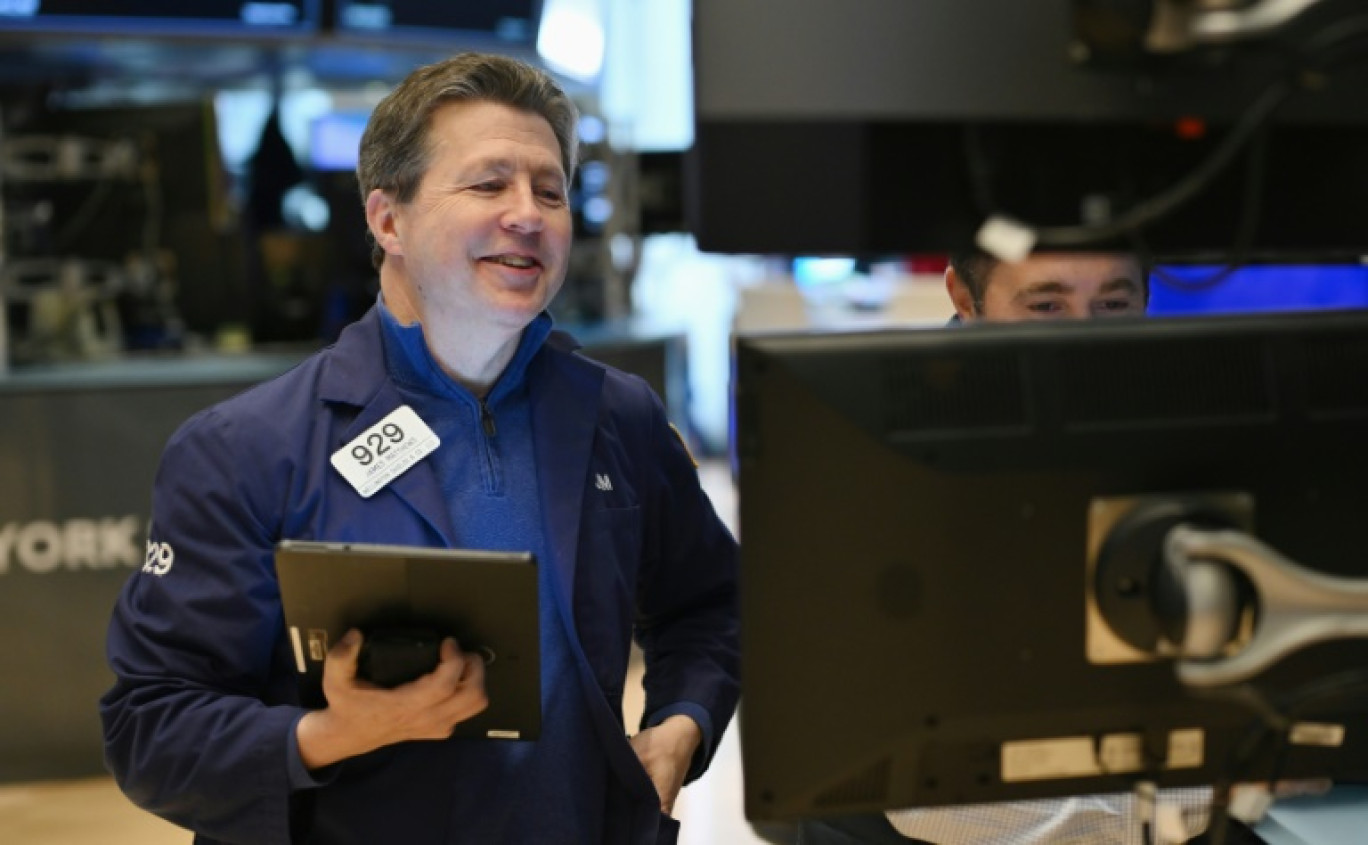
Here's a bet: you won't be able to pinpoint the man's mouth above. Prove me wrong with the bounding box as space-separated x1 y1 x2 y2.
485 254 540 270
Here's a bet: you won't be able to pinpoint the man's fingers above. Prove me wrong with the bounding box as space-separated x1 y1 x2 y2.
432 639 487 685
459 647 486 684
454 649 488 713
427 637 470 688
327 628 364 682
439 636 459 663
446 650 489 726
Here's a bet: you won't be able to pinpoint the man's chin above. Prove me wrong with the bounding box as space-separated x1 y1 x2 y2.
485 293 553 327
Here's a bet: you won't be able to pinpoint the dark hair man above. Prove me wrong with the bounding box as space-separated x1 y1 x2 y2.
947 250 1148 322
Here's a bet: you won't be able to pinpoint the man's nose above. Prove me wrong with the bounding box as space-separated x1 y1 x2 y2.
1063 298 1092 319
501 182 545 233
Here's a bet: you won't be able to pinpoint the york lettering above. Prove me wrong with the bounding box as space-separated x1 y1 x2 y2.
0 516 143 575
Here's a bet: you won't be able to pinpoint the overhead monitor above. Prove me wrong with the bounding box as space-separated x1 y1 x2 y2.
0 0 320 36
733 309 1368 822
332 0 541 48
689 0 1368 259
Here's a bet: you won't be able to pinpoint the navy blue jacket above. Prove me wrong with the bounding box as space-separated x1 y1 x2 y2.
101 307 741 844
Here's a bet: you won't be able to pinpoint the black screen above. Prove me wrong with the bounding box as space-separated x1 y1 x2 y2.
734 310 1368 821
0 0 319 34
334 0 540 46
690 0 1368 258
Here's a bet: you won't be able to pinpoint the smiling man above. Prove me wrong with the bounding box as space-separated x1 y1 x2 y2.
102 53 740 845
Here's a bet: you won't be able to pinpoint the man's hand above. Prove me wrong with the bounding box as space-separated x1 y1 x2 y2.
296 629 488 770
629 714 703 816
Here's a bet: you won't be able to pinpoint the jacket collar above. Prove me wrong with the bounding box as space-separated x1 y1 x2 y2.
316 306 606 571
319 306 584 408
318 308 454 542
376 300 555 406
318 306 390 409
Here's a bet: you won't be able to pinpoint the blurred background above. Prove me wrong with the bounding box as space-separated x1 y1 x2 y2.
4 2 1368 842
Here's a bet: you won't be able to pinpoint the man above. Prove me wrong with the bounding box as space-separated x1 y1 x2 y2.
945 249 1148 322
101 53 740 845
799 250 1266 845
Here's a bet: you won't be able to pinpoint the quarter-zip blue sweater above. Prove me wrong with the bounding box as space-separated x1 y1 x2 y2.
378 301 608 843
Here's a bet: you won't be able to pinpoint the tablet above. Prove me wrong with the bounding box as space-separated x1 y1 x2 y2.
274 539 540 741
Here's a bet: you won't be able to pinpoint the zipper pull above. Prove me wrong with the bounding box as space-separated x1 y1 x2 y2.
480 403 497 437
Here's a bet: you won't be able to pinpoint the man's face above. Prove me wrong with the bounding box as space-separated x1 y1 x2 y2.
372 100 572 335
955 252 1147 323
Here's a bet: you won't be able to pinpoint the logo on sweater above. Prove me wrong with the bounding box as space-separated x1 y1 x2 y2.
595 473 614 492
143 540 175 577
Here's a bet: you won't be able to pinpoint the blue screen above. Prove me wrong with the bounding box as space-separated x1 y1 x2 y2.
1148 264 1368 316
308 111 370 172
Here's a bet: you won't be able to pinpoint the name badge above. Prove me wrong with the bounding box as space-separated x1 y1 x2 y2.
330 405 440 498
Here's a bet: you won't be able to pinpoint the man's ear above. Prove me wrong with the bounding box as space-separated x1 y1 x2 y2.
945 266 979 321
364 189 403 258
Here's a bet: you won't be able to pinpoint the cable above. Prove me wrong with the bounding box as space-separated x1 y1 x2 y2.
1297 14 1368 69
1135 779 1158 845
1145 13 1368 290
1147 126 1271 292
1199 683 1284 845
966 11 1368 257
1032 78 1292 249
1194 668 1368 844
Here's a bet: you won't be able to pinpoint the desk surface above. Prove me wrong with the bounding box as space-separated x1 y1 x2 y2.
1256 786 1368 845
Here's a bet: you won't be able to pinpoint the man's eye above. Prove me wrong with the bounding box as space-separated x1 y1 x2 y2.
1026 301 1063 314
1095 299 1138 313
473 181 503 192
537 187 567 205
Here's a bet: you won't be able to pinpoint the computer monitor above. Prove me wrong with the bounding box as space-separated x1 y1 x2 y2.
689 0 1368 258
0 0 320 37
332 0 541 48
733 309 1368 822
1149 264 1368 316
